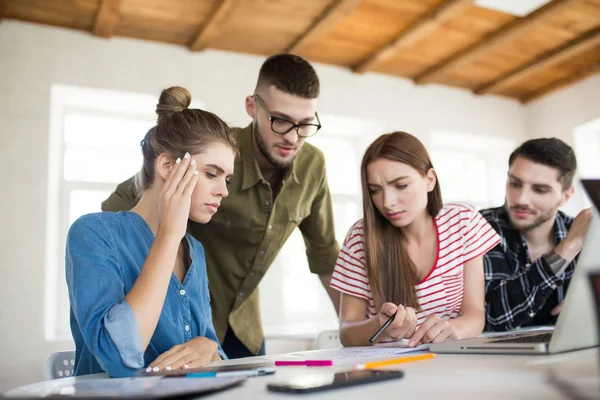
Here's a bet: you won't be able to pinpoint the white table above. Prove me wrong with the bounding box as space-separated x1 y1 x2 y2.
5 348 599 399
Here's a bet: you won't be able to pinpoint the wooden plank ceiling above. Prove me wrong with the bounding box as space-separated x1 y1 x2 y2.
2 0 599 103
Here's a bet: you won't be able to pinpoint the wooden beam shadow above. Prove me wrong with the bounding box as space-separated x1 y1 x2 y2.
354 0 473 74
93 0 123 38
285 0 363 55
414 0 583 85
475 27 600 95
190 0 239 52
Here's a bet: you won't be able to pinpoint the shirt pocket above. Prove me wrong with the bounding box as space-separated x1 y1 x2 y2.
210 213 254 244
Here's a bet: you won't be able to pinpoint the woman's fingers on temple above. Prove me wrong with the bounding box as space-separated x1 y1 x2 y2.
166 153 190 194
176 159 197 194
182 171 199 197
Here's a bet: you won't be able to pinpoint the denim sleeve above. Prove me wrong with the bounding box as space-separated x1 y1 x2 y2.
103 301 144 368
66 214 144 377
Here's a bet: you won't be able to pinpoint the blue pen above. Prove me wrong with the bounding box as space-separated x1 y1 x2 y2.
187 371 217 378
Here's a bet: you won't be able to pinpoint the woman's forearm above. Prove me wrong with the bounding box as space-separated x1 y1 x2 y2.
449 309 485 339
125 231 180 349
339 317 383 346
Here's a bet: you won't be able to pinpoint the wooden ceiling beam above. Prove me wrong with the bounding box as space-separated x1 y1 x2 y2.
354 0 473 74
0 0 5 22
414 0 583 85
285 0 364 54
190 0 238 52
521 60 600 103
92 0 123 38
475 27 600 95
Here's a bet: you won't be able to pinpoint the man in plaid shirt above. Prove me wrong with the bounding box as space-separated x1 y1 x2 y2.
481 138 593 331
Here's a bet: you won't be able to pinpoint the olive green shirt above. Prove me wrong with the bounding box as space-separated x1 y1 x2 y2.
101 124 340 354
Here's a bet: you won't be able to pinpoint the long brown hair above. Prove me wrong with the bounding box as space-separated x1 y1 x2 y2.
136 86 237 193
361 132 443 309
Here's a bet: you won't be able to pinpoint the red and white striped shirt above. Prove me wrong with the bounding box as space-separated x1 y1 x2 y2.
330 203 501 327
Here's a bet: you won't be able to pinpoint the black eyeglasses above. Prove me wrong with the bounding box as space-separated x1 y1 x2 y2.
254 94 321 138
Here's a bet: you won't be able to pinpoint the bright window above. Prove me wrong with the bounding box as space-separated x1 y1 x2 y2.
46 85 178 340
573 117 600 209
428 131 516 210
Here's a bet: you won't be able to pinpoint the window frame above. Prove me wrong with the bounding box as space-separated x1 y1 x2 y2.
46 86 159 341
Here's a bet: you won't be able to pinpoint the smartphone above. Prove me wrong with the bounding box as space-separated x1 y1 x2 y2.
266 370 404 394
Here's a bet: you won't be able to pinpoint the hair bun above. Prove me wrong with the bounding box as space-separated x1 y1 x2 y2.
156 86 192 124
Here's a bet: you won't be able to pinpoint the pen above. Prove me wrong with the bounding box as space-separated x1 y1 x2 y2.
353 353 435 370
187 371 217 378
369 311 397 344
274 360 333 366
187 370 262 378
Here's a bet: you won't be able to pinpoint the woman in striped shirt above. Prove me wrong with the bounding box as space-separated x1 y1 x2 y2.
331 132 500 347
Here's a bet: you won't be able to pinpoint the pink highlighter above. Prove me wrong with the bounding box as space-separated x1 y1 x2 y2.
274 360 333 367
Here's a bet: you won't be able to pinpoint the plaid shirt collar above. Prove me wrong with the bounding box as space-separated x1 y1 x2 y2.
488 206 571 254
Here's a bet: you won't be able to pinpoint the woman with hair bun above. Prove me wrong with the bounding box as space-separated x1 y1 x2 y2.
66 87 237 377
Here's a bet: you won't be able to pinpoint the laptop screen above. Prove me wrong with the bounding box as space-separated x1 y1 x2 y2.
582 179 600 212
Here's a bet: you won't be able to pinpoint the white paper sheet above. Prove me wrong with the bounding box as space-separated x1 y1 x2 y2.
288 339 430 364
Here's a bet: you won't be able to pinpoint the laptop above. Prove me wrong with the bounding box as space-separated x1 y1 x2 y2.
430 179 600 355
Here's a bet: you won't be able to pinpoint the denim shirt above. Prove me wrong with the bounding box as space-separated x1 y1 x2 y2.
65 211 224 377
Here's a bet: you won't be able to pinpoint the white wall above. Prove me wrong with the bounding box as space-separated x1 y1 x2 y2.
0 20 528 392
525 75 600 215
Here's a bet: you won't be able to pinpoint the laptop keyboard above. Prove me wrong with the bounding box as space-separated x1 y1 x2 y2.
489 332 553 344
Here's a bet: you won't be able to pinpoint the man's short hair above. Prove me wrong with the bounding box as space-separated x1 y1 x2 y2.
508 138 577 190
255 54 320 99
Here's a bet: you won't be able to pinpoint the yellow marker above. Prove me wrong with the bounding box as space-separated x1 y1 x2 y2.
353 353 435 370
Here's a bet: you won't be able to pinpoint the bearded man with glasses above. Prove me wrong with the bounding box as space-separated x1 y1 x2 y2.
101 54 340 359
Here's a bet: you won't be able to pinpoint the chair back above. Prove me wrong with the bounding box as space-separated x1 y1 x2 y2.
43 350 75 380
314 330 342 350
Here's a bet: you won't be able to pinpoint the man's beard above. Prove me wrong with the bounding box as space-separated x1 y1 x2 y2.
505 203 557 232
253 120 294 170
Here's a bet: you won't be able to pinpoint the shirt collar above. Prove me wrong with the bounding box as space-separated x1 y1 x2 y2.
238 124 301 190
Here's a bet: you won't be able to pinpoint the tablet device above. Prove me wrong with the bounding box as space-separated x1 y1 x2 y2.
266 370 404 394
6 376 245 399
139 361 276 378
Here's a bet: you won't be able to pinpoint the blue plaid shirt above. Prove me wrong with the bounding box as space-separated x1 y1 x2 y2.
66 211 224 377
480 206 574 331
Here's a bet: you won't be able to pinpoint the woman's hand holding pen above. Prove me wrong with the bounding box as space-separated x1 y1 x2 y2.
148 337 220 372
408 315 458 346
157 152 199 241
375 303 417 342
